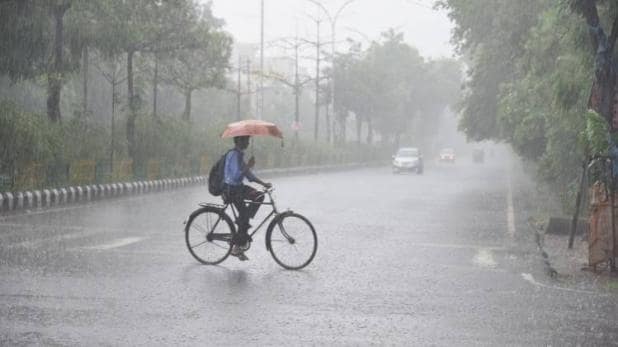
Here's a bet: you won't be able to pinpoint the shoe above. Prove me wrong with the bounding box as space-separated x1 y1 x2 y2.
231 245 249 261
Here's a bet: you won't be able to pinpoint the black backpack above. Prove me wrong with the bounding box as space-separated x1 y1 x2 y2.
208 150 233 196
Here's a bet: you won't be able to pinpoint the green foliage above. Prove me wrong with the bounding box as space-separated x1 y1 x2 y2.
1 1 450 192
0 1 49 81
0 101 56 172
0 100 111 165
440 0 618 211
0 99 382 191
585 110 609 156
334 30 461 146
440 0 547 141
159 4 233 120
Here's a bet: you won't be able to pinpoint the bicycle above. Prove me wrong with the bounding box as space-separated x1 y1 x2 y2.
184 187 318 270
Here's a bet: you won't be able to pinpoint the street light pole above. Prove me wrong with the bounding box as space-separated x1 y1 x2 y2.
294 39 300 141
246 58 252 119
260 0 264 120
307 0 358 143
314 19 321 142
330 21 336 143
237 54 242 121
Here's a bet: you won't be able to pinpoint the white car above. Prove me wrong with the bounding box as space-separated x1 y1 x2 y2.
392 147 423 174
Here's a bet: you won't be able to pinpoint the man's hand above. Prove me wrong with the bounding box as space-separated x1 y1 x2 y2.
263 182 272 189
247 156 255 169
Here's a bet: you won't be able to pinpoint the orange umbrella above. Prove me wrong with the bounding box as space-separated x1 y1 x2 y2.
221 119 284 139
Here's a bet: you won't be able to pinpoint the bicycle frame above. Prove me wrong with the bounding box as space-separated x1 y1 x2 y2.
193 187 295 249
187 186 316 269
225 188 281 238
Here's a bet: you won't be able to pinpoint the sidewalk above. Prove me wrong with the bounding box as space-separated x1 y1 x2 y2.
508 152 618 292
524 187 618 289
541 227 618 291
542 230 590 278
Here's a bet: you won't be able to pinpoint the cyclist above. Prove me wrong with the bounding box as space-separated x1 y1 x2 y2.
223 135 272 260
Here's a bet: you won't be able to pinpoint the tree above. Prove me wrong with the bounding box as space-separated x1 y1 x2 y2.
330 29 463 148
334 30 430 147
570 0 618 131
0 0 85 122
437 0 546 141
439 0 614 210
91 0 204 159
0 1 48 81
160 5 232 122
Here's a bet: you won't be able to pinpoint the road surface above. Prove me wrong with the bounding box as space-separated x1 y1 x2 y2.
1 153 617 345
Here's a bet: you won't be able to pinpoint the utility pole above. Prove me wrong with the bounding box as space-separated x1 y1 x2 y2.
152 54 158 119
260 0 264 120
82 46 89 117
236 54 242 120
246 58 252 119
111 69 116 175
330 20 336 143
303 11 332 142
308 0 358 144
263 37 313 142
294 40 300 141
314 20 321 142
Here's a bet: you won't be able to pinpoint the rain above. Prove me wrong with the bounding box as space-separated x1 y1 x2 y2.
1 0 618 345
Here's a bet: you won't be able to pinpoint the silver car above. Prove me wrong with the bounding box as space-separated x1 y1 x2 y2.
392 147 423 174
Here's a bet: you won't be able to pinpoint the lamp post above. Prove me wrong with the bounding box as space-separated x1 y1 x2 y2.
259 0 264 120
307 0 358 143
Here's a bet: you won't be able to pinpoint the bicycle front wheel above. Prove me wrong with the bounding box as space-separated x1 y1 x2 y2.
267 213 317 270
185 207 234 265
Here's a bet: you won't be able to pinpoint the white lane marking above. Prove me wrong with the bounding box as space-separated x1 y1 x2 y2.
0 222 176 234
473 248 497 268
71 249 178 256
8 229 105 249
521 273 603 295
83 237 143 250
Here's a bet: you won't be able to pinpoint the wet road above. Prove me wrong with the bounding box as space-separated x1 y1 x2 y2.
1 155 617 346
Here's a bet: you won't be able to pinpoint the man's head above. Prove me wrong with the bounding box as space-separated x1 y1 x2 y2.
233 136 250 150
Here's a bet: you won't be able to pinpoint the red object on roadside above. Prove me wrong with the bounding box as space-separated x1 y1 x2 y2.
221 119 284 139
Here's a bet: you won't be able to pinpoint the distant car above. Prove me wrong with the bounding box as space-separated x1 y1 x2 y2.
473 148 484 163
392 147 423 174
439 148 455 163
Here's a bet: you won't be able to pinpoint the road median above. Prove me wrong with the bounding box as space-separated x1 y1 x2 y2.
0 162 376 215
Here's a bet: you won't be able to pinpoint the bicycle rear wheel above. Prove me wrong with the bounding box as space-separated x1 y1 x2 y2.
267 213 317 270
185 207 234 265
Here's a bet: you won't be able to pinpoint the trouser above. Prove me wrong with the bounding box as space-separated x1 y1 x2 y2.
224 184 264 241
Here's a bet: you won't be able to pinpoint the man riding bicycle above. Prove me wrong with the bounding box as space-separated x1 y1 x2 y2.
223 135 272 260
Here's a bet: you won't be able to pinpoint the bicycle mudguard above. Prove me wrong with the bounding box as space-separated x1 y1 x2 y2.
265 210 295 251
198 202 227 210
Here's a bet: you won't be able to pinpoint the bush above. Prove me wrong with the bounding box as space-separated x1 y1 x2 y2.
0 101 389 192
0 101 56 173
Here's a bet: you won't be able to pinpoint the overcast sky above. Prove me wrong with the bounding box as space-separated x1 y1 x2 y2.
209 0 455 59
